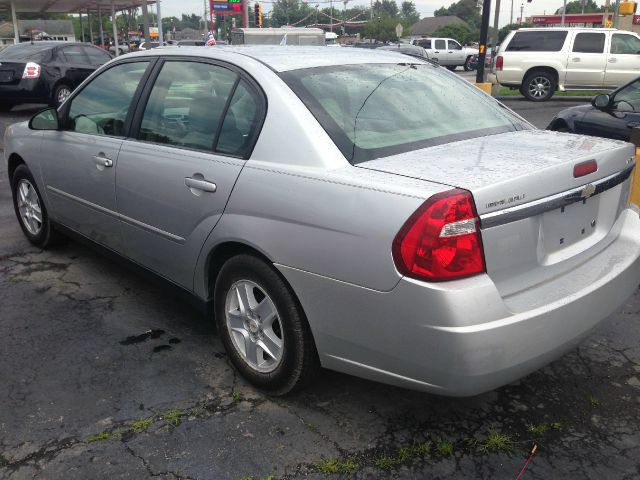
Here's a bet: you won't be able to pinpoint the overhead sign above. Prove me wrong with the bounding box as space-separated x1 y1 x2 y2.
210 0 242 15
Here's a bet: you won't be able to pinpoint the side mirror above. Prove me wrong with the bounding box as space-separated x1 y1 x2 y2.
592 93 611 110
29 107 60 130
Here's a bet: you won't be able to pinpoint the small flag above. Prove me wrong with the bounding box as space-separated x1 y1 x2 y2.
205 31 216 46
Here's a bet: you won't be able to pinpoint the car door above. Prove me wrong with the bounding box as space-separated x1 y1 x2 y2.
576 78 640 140
564 31 606 87
58 45 94 89
447 39 465 65
39 60 153 251
432 39 448 64
604 32 640 88
115 59 264 289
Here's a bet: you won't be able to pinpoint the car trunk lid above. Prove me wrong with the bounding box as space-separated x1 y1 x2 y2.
0 61 25 84
357 130 635 298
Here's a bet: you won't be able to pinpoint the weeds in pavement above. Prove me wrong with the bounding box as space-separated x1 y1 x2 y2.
436 440 454 457
232 388 242 402
130 417 153 433
589 395 600 407
85 430 120 443
159 409 182 426
374 454 400 470
481 430 513 453
316 457 359 474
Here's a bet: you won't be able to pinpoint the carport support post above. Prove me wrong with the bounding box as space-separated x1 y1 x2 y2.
475 0 492 84
10 0 18 45
80 12 85 42
157 0 164 46
88 10 94 44
112 2 119 56
141 1 150 44
98 6 105 48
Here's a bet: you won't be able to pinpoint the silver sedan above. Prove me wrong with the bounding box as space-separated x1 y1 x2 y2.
6 46 640 396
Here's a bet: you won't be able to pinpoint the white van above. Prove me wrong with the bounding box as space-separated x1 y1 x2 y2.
493 27 640 101
230 27 325 46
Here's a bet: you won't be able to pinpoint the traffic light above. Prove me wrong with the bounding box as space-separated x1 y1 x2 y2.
619 1 636 15
255 3 263 28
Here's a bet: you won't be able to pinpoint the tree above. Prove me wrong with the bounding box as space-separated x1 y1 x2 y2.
432 23 475 44
364 15 401 42
400 1 420 26
555 0 604 14
373 0 399 18
271 0 313 27
434 0 481 29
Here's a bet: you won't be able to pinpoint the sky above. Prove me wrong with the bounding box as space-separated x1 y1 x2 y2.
159 0 578 28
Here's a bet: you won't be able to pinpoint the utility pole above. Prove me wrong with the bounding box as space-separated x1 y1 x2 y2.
475 0 492 84
157 0 163 45
343 0 347 35
520 3 524 24
510 0 514 24
330 0 333 32
490 0 501 55
141 0 150 42
561 0 567 26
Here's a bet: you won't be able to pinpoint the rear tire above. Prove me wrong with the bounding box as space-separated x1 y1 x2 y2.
11 164 59 248
51 84 72 107
214 254 319 395
521 71 556 102
446 65 457 71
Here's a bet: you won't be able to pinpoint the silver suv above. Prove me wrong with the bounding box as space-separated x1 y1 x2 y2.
493 27 640 101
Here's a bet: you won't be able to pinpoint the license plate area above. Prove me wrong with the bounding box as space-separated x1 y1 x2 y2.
542 196 599 254
0 70 14 82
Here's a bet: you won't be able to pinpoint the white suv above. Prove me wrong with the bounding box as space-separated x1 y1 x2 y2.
412 38 478 71
493 27 640 101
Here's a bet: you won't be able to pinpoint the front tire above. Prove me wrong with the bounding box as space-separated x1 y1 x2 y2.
463 56 474 71
11 164 57 248
522 71 556 102
446 65 457 71
214 255 319 395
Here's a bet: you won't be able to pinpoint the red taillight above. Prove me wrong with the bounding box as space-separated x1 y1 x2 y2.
22 62 41 79
495 55 503 71
573 160 598 178
392 189 485 282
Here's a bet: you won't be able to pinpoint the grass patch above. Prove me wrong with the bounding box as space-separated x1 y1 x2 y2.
316 457 359 474
526 423 549 436
436 440 454 457
397 441 432 461
305 421 319 433
374 454 400 470
231 388 242 402
498 86 606 97
130 417 154 433
589 395 600 407
159 409 182 426
85 430 120 443
481 430 513 453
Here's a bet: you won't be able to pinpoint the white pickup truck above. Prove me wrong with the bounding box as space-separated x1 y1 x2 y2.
411 37 478 71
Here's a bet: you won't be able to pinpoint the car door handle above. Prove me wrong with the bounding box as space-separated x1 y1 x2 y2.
572 57 581 62
608 58 618 63
92 155 113 168
434 51 439 53
185 177 216 193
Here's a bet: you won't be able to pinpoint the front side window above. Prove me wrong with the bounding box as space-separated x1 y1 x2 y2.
611 34 640 54
434 40 446 50
448 40 462 50
506 31 568 52
612 78 640 112
282 63 528 163
572 33 605 53
66 61 150 136
138 61 237 152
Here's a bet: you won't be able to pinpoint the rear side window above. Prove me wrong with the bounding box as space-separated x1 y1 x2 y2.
572 32 605 53
506 31 568 51
434 39 446 50
217 80 261 157
611 33 640 54
84 46 111 64
415 39 431 48
61 45 89 64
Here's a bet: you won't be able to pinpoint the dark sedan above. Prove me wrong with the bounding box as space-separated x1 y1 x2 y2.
547 77 640 141
0 42 112 110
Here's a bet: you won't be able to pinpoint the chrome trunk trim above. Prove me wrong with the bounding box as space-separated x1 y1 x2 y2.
480 164 635 229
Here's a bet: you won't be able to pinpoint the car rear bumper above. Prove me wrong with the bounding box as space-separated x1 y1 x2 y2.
278 208 640 396
0 79 49 104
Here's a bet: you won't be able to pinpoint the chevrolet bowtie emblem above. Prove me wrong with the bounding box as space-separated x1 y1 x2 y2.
580 183 596 199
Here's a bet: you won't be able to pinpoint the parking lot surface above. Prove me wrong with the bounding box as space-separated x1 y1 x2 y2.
2 102 640 480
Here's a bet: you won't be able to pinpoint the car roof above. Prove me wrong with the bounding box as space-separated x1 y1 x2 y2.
124 45 419 72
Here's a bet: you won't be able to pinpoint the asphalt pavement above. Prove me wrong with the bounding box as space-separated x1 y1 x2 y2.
2 98 640 480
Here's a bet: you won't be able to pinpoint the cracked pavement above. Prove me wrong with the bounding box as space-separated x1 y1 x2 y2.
1 104 640 480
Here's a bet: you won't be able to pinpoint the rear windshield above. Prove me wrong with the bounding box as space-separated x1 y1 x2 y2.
506 31 568 52
281 63 529 163
0 43 50 61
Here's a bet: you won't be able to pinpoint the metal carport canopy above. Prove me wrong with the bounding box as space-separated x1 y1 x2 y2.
0 0 155 14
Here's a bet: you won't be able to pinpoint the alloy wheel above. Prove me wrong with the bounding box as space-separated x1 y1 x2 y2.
16 179 43 235
528 76 551 99
57 87 71 105
225 280 284 373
